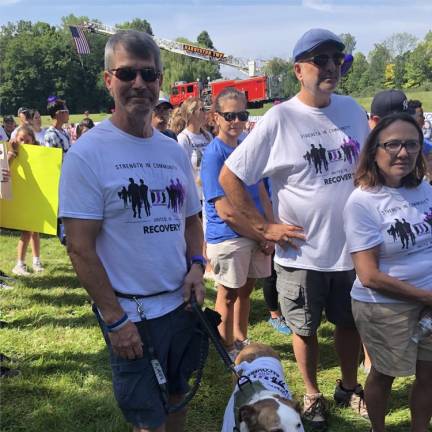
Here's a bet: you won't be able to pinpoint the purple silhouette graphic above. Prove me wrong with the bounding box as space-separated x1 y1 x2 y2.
166 178 185 213
341 136 360 164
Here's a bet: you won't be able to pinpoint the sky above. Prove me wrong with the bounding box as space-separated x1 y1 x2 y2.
1 0 431 77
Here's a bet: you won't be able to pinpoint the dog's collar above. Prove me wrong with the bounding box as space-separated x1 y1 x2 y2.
234 380 267 430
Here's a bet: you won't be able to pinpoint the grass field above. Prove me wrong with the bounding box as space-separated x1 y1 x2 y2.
0 231 415 432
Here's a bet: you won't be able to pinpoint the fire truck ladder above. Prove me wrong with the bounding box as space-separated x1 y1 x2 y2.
81 22 265 77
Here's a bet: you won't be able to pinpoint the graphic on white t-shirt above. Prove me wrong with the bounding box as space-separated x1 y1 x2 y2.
386 211 432 249
118 176 185 220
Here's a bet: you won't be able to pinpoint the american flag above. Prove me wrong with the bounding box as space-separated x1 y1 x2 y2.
69 26 91 55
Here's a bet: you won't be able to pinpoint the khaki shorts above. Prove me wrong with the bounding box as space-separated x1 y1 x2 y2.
352 300 432 377
206 237 271 288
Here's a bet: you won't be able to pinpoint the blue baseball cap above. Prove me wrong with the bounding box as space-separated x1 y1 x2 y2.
293 28 345 61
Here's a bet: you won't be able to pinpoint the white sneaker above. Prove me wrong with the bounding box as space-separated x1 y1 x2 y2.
12 263 30 276
32 262 44 273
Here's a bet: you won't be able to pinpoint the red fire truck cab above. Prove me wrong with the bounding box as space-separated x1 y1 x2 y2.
170 75 281 108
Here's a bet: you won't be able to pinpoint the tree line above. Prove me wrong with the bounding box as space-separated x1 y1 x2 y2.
0 15 430 116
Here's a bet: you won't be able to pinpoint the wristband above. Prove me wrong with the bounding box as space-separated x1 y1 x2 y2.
106 313 129 333
190 255 206 273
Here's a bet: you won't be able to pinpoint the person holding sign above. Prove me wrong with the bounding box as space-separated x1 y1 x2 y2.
9 125 44 275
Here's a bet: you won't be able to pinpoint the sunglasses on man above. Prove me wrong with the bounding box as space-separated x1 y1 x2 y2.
300 52 346 68
217 111 250 122
109 67 161 83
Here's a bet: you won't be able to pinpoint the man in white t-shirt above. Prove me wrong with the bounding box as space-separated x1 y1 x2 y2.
220 29 370 429
59 30 205 432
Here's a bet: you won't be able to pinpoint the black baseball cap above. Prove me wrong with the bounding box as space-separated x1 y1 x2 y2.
370 90 414 117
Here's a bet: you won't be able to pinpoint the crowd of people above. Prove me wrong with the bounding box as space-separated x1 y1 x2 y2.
1 26 432 432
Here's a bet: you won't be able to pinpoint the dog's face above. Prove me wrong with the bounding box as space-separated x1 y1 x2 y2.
239 396 304 432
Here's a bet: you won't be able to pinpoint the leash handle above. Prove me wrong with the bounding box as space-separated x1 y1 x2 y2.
190 293 240 378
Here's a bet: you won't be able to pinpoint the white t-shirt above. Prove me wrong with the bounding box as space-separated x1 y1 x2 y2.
59 120 201 321
225 94 370 271
344 182 432 303
221 356 295 432
35 128 47 145
177 128 212 198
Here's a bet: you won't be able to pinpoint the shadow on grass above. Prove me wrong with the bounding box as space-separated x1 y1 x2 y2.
23 274 83 290
28 291 91 307
10 313 96 329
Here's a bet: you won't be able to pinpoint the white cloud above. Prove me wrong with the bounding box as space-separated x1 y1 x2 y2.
302 0 333 12
0 0 22 5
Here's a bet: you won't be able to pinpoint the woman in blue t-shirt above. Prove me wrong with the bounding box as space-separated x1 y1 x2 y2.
201 88 273 360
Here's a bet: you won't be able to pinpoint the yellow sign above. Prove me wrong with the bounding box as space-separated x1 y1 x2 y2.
0 144 62 235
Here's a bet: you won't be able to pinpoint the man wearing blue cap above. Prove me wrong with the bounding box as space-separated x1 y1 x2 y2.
220 28 370 429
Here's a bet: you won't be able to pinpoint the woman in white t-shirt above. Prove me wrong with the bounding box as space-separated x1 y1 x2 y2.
343 113 432 432
177 97 212 199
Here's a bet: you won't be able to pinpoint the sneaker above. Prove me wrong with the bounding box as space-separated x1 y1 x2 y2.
0 366 20 378
234 338 251 351
268 316 292 335
302 393 328 430
32 261 44 273
334 379 368 419
12 263 30 276
0 270 14 280
0 280 13 290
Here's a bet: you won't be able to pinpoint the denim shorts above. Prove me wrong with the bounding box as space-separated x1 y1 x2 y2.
94 304 204 429
275 264 356 336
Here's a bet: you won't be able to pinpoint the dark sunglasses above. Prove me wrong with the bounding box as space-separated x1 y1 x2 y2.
109 67 161 82
217 111 249 122
301 52 346 68
378 139 421 155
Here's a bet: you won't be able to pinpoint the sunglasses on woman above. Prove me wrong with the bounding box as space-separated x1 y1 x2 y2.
378 139 421 155
109 67 161 82
217 111 249 122
301 52 346 68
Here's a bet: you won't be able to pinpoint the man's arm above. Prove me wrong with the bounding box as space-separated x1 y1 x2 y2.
64 218 143 359
219 165 305 248
183 214 205 305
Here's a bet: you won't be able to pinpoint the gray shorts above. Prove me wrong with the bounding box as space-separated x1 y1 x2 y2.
275 264 356 336
94 304 204 429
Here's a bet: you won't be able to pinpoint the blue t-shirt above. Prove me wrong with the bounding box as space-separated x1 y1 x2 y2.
423 138 432 156
201 137 264 243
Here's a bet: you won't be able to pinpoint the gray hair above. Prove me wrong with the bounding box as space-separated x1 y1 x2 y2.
104 30 162 72
212 87 247 112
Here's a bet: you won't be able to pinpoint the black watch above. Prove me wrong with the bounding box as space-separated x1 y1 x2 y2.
190 255 206 273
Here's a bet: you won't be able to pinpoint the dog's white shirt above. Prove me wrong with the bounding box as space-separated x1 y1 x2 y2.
221 356 294 432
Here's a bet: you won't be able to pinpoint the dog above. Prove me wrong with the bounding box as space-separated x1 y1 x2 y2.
221 343 304 432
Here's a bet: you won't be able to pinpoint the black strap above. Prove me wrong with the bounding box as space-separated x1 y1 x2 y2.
114 285 182 300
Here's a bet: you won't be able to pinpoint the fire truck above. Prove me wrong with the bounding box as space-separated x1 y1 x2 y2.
170 75 281 108
76 22 282 107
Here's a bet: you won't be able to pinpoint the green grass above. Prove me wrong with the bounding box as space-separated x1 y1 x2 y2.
0 231 413 431
355 90 432 112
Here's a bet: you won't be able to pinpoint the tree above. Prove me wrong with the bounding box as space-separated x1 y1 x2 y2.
197 31 215 49
367 43 392 90
383 32 417 59
263 58 299 98
117 18 153 35
338 52 369 95
404 31 432 88
339 33 356 54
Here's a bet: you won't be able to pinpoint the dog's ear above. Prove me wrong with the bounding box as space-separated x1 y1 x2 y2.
239 404 257 426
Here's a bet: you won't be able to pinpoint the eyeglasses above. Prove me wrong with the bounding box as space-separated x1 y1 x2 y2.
217 111 249 122
378 139 421 155
109 68 161 82
300 52 346 68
